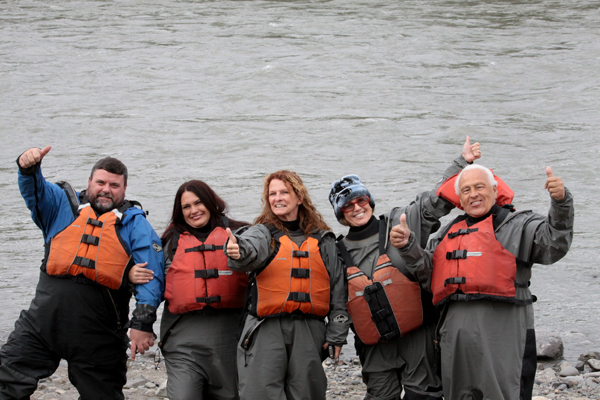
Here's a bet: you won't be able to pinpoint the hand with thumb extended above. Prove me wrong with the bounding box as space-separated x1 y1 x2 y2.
390 214 411 249
226 228 240 260
544 166 565 201
462 136 481 163
19 145 52 169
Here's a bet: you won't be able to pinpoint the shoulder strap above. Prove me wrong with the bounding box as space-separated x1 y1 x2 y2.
439 214 469 240
335 235 354 271
378 215 388 256
265 223 283 241
56 181 79 217
170 230 181 260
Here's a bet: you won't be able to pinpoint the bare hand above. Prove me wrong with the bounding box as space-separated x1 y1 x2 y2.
226 228 240 260
322 342 342 359
19 146 52 169
461 136 481 163
129 329 154 360
544 166 565 201
128 262 153 285
390 214 411 249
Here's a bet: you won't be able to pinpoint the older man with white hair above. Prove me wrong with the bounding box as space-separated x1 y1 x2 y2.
389 164 574 400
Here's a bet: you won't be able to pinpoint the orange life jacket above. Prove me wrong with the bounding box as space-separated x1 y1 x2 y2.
436 170 515 210
431 212 529 306
250 228 330 318
45 203 132 290
338 220 423 345
164 227 248 314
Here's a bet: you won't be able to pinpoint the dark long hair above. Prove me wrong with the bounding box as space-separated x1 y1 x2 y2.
162 180 248 246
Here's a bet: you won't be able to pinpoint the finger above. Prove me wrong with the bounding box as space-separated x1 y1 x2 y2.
226 228 238 244
334 346 342 359
137 262 149 269
464 135 471 147
39 145 52 159
130 343 137 360
546 166 554 178
400 214 409 231
322 342 329 350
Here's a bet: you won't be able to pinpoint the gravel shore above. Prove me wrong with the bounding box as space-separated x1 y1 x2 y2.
30 348 600 400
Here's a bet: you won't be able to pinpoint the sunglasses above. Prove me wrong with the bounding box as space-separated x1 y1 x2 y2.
341 196 370 213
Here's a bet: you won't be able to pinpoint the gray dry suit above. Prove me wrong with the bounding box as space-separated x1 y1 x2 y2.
339 155 468 400
399 190 574 400
159 235 242 400
226 224 350 400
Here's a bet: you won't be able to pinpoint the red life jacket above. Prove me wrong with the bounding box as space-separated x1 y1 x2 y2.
338 219 423 345
45 203 132 290
165 227 248 314
436 170 514 210
431 213 527 306
249 228 330 318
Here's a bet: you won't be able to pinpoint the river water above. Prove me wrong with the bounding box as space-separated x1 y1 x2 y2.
1 0 599 363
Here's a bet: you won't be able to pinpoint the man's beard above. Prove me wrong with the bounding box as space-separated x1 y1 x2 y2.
90 192 121 214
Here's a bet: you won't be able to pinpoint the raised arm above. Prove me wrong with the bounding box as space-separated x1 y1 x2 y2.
17 146 78 241
225 224 274 273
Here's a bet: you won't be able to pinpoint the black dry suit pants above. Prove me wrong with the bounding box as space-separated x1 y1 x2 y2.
0 272 128 400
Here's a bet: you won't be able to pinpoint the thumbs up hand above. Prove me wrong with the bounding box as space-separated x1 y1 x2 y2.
19 146 52 169
462 136 481 163
390 214 411 249
544 166 565 201
226 228 241 260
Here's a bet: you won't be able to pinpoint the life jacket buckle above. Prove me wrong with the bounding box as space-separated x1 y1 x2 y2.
446 249 468 260
291 268 310 278
195 269 219 279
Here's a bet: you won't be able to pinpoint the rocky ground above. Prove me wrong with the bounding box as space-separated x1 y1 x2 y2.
30 334 600 400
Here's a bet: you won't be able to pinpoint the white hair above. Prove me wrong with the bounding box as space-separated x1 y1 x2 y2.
455 164 498 195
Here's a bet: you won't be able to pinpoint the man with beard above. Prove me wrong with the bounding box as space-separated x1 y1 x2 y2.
0 146 165 400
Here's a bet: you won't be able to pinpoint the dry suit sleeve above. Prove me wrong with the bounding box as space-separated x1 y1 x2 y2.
225 224 274 273
398 231 442 293
387 155 470 249
320 234 350 346
520 188 574 264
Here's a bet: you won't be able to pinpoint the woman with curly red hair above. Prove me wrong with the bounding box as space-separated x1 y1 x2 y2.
225 170 350 400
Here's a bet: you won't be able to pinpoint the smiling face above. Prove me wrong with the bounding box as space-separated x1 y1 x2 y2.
458 169 498 218
342 196 373 227
86 169 126 214
181 191 211 229
268 179 303 222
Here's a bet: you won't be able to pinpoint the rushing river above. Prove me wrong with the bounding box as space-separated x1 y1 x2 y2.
1 0 599 363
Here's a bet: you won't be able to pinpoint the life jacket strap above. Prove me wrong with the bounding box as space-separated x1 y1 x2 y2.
448 228 479 239
81 234 100 246
371 304 393 323
196 296 221 304
87 219 103 228
446 249 468 260
364 281 383 295
288 292 311 302
291 268 310 278
195 269 219 279
185 244 223 252
444 277 466 287
73 256 96 269
292 250 309 258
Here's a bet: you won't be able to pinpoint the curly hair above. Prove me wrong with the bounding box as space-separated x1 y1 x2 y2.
254 170 330 235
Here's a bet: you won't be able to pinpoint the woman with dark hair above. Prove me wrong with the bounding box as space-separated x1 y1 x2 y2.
225 170 350 400
129 180 248 400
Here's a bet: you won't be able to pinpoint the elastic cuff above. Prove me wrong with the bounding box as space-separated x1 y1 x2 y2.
16 154 41 176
